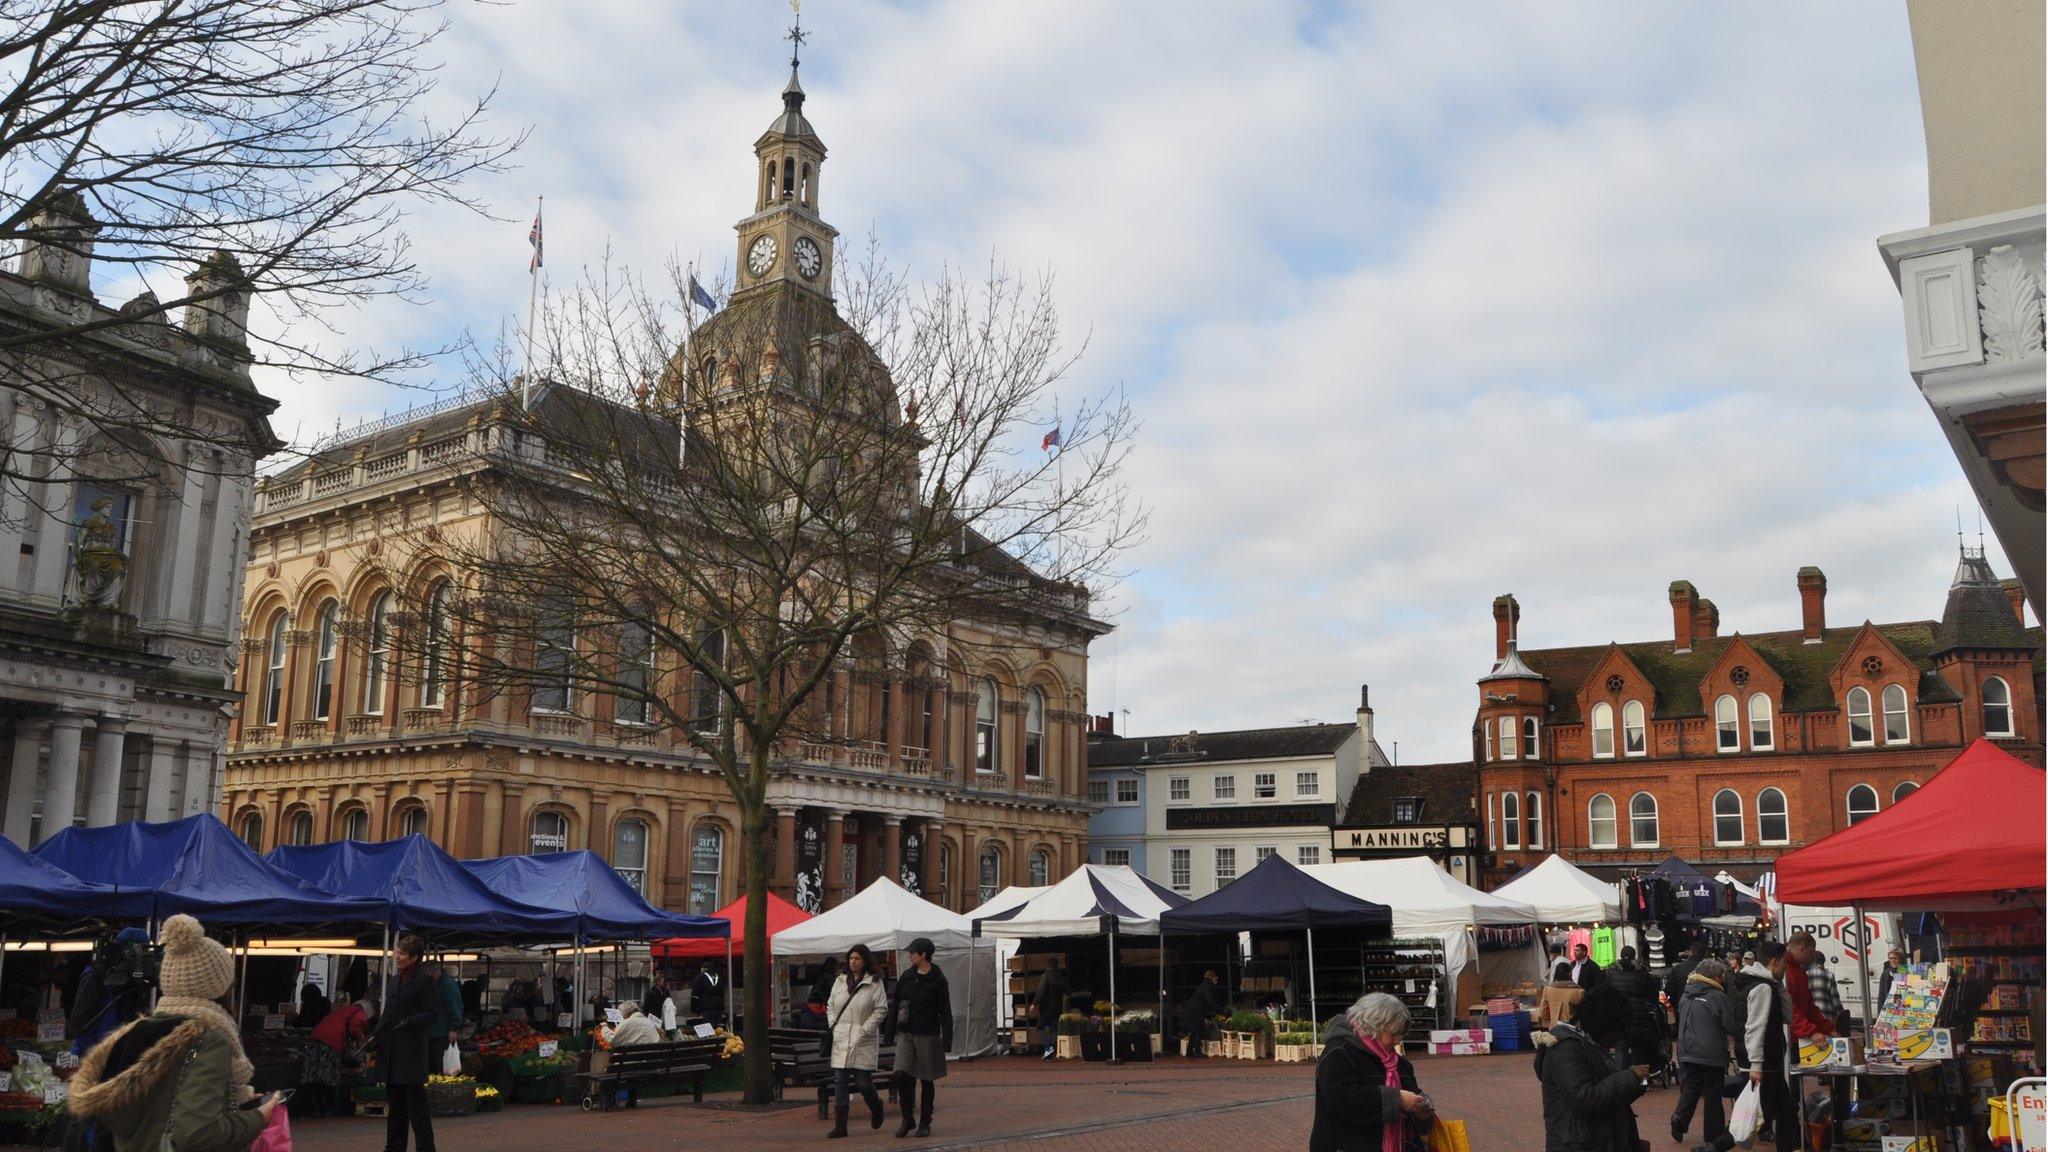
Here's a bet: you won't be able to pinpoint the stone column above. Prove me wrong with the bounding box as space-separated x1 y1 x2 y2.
84 718 128 827
822 810 847 908
4 719 48 845
772 807 799 900
886 681 908 764
38 714 86 844
142 736 180 822
499 783 525 856
882 816 903 888
921 819 945 904
959 828 978 906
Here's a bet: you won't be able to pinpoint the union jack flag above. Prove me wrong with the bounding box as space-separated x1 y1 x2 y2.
528 207 543 272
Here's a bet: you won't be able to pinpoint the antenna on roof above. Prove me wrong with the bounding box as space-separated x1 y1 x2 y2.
1956 506 1965 556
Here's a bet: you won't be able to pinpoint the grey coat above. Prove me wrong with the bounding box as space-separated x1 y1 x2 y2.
1676 974 1734 1069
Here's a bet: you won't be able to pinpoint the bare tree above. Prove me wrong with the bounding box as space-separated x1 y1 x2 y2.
393 250 1140 1100
0 0 518 515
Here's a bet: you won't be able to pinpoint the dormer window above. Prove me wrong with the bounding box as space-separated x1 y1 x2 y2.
1623 700 1646 756
1591 702 1615 759
1715 695 1739 752
1393 797 1424 823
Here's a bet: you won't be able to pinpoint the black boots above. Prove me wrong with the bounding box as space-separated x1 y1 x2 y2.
828 1104 849 1139
916 1079 935 1138
865 1086 885 1130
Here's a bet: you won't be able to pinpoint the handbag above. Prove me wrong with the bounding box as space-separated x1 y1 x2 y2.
1426 1118 1471 1152
819 980 854 1061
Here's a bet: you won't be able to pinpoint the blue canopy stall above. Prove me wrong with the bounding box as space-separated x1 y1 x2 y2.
0 833 155 929
1159 852 1394 1029
267 837 584 942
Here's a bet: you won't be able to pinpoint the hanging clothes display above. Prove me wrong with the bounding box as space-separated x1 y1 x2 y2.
1690 881 1713 919
1590 925 1617 967
1568 927 1592 957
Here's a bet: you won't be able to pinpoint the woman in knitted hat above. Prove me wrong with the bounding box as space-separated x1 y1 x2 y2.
67 914 281 1152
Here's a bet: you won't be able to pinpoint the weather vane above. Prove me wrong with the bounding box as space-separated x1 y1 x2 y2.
785 0 807 70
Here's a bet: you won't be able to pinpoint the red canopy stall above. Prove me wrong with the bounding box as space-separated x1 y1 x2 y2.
652 892 809 959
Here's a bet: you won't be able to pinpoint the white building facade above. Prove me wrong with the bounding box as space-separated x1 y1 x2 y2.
0 198 278 844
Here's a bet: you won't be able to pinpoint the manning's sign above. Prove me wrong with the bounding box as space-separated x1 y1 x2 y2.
1330 825 1473 853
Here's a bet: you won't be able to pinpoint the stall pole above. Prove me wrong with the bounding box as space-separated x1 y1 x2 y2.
1107 924 1119 1067
0 932 8 995
1852 902 1872 1025
1307 926 1320 1028
725 938 734 1032
1157 935 1167 1056
234 929 249 1021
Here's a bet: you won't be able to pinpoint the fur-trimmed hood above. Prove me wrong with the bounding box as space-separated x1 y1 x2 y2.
67 1017 205 1119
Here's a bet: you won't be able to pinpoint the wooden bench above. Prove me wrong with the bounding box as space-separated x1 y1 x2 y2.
767 1028 896 1118
580 1038 724 1112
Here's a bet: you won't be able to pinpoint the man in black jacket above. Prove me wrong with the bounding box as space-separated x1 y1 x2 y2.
690 964 727 1029
1571 943 1604 989
1663 940 1708 1007
1035 959 1071 1060
1536 986 1650 1152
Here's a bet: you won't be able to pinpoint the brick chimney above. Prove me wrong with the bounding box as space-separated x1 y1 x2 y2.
1091 713 1115 736
1798 566 1827 643
1694 599 1720 641
2000 578 2028 624
1492 594 1521 660
1356 684 1375 764
1669 581 1698 653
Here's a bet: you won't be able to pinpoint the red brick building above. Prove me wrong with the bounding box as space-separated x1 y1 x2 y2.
1476 551 2042 886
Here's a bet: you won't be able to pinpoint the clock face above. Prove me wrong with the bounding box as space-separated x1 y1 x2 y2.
747 234 778 277
794 236 822 280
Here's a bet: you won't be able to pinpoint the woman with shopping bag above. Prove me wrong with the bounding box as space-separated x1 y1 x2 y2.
1311 992 1435 1152
1534 986 1650 1152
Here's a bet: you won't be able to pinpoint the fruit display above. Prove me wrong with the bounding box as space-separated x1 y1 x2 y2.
474 1019 549 1057
0 1021 33 1041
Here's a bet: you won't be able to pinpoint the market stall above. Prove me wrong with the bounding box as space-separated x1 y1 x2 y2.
771 877 997 1058
1159 853 1392 1038
268 836 583 942
1494 853 1621 923
971 865 1188 1063
961 886 1045 1043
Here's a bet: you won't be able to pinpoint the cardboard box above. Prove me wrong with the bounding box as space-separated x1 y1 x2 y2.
1894 1028 1953 1061
1428 1040 1491 1056
1429 1028 1491 1044
1798 1038 1834 1067
1825 1036 1865 1068
1880 1136 1937 1152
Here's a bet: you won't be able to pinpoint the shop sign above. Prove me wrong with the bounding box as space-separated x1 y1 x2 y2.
795 822 824 913
1331 825 1473 853
901 827 924 895
1165 804 1334 831
538 1041 558 1059
2006 1080 2047 1152
35 1010 63 1042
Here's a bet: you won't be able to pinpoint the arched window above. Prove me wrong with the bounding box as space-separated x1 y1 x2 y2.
1525 791 1543 850
532 594 575 713
688 823 723 915
616 619 655 726
1892 781 1918 804
1982 677 2014 737
1757 787 1789 844
286 811 314 847
1881 684 1910 744
1498 716 1518 760
339 807 369 842
1623 700 1646 756
691 623 725 732
1588 794 1617 849
612 817 649 894
1714 695 1739 752
1024 687 1046 779
1748 693 1774 750
239 810 263 848
1628 792 1659 847
420 582 451 708
262 614 288 726
362 592 392 714
1846 784 1879 826
530 809 570 853
1483 724 1493 761
1028 848 1052 887
398 805 428 839
1591 703 1615 759
1846 687 1873 746
1712 789 1743 846
977 844 1001 903
975 678 998 774
310 601 339 720
1523 717 1540 759
1501 792 1521 849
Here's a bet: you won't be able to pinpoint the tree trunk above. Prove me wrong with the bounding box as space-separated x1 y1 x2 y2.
740 787 775 1103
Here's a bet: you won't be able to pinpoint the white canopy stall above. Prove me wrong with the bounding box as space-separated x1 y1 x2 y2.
772 877 998 1059
1496 854 1623 922
1304 856 1545 1000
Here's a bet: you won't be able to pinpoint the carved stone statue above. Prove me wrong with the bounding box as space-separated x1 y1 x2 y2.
73 496 128 606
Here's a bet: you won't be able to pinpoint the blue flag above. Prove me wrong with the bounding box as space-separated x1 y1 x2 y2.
690 275 718 314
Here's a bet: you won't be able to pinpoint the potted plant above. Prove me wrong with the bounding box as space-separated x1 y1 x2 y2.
1274 1026 1322 1062
1223 1011 1276 1060
1200 1016 1227 1058
1113 1012 1158 1063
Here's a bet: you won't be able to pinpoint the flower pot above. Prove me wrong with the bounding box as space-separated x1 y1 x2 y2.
1055 1035 1082 1059
1202 1040 1225 1058
1079 1034 1112 1062
1113 1034 1154 1062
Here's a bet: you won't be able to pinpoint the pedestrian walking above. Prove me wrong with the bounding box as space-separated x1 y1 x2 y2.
67 914 281 1152
824 943 888 1139
883 937 952 1139
1035 958 1071 1059
1608 947 1668 1078
375 933 440 1152
1310 992 1433 1152
428 959 462 1078
1707 941 1798 1152
1534 986 1650 1152
1670 959 1735 1146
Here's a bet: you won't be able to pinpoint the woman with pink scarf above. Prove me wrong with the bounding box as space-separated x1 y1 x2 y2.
1312 992 1435 1152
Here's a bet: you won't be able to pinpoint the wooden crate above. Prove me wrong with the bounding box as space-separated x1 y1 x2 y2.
355 1100 389 1119
1274 1042 1323 1063
1055 1035 1082 1059
1222 1031 1274 1060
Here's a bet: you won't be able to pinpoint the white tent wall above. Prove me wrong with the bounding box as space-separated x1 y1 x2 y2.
1474 935 1548 996
1302 858 1539 1005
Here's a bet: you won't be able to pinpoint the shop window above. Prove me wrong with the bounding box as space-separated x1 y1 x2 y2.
975 678 998 773
1756 788 1788 844
977 845 1001 903
683 824 720 913
1982 677 2014 737
1846 687 1873 746
1501 792 1520 849
530 809 570 853
938 842 953 908
1628 792 1659 847
1029 848 1052 887
1845 784 1879 826
613 817 649 894
1498 716 1517 760
1525 791 1542 850
1881 685 1910 744
1591 703 1615 758
1712 789 1743 845
1748 694 1773 750
362 592 392 714
1623 700 1646 756
1588 794 1617 849
1715 695 1738 752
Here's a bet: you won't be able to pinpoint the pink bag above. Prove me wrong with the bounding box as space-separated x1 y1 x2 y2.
249 1104 292 1152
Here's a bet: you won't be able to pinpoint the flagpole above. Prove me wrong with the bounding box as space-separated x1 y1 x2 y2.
522 195 542 410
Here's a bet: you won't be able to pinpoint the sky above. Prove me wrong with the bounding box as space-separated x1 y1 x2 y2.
240 0 2019 763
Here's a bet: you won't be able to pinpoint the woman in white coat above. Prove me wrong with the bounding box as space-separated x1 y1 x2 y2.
825 943 889 1139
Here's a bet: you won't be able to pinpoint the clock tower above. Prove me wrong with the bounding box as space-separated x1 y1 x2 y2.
734 52 836 302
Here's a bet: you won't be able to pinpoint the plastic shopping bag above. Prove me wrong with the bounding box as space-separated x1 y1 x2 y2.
1427 1119 1472 1152
1727 1081 1762 1145
442 1044 462 1077
250 1103 293 1152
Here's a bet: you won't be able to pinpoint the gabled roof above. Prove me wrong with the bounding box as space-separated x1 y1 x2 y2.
1341 762 1479 826
1087 722 1357 769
